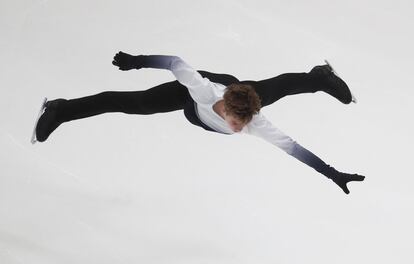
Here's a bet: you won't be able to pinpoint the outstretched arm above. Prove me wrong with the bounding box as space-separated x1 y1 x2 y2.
287 142 365 194
246 113 365 194
112 51 216 104
112 52 182 71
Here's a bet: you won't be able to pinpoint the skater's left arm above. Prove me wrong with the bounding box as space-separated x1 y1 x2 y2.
112 51 216 104
245 113 365 194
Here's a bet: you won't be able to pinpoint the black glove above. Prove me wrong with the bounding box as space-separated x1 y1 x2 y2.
322 167 365 194
112 51 145 71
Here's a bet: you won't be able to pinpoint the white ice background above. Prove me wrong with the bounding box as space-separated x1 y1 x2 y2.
1 0 413 263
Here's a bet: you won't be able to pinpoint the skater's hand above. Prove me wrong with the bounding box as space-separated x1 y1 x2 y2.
327 169 365 194
112 51 144 71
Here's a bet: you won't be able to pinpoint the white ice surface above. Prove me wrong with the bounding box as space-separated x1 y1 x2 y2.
1 0 414 263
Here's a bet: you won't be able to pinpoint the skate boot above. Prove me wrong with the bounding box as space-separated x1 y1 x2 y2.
35 99 66 142
309 64 332 76
310 61 357 104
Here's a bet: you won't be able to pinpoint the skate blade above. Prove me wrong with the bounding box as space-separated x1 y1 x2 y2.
324 59 357 104
351 93 357 103
31 97 48 144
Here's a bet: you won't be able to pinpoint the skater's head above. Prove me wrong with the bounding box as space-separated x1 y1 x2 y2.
223 83 261 132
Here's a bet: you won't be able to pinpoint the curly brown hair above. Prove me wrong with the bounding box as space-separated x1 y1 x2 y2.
223 83 261 123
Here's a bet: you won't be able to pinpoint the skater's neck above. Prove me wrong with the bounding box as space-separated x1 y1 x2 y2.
213 100 226 119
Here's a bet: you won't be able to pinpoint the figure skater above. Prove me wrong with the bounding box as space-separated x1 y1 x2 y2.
33 52 365 194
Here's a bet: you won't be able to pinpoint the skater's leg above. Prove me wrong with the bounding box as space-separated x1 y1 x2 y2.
57 80 189 122
36 80 189 142
239 72 322 107
240 64 353 107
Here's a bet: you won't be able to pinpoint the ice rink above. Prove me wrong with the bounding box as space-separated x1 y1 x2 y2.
1 0 413 263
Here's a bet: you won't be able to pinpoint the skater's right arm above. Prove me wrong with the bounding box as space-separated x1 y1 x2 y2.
112 51 216 104
245 113 365 194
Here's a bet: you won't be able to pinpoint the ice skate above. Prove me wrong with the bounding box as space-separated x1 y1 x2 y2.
310 61 357 104
324 59 357 104
31 97 48 144
33 99 65 143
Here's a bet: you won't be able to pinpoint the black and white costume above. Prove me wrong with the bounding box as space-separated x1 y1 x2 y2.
34 52 365 194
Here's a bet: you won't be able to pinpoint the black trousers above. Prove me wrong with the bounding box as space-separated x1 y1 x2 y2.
56 70 325 133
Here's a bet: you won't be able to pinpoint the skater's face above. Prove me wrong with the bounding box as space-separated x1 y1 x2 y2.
224 113 247 133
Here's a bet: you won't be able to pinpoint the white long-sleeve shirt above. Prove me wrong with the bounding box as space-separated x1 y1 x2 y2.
140 55 331 174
